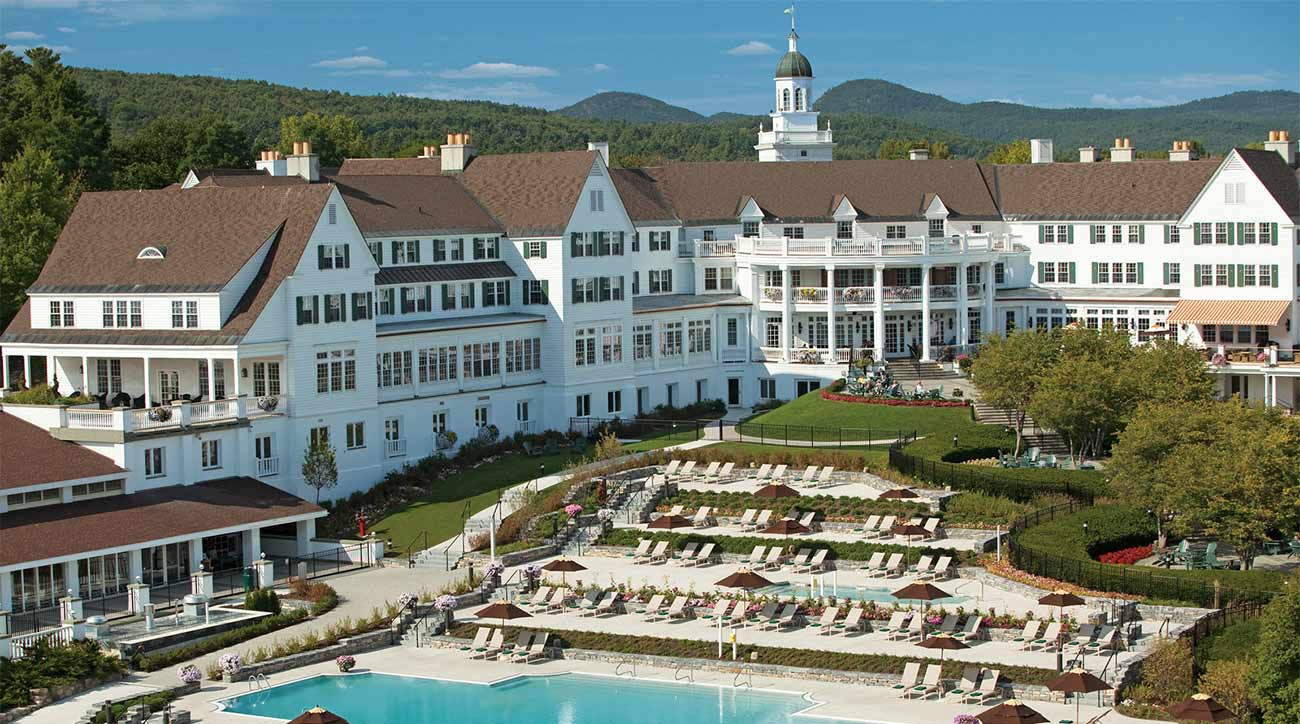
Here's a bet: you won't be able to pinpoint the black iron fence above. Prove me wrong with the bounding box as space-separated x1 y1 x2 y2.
570 416 708 444
734 422 914 448
1183 600 1269 678
888 445 1096 504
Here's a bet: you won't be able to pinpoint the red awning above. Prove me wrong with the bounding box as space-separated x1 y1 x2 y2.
1165 300 1290 326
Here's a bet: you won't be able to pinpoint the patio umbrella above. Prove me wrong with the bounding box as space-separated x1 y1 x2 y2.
763 518 811 536
1038 589 1086 636
715 569 774 590
916 632 967 663
1046 667 1112 724
647 514 692 530
475 601 532 633
892 582 951 603
288 707 349 724
541 557 587 586
754 483 800 498
975 699 1049 724
1168 693 1237 722
892 522 930 565
879 487 919 499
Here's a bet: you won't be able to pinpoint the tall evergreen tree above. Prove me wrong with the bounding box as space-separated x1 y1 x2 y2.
0 146 80 325
5 47 110 188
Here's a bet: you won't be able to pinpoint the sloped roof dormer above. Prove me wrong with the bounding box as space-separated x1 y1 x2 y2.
738 196 768 220
923 193 949 218
831 194 860 219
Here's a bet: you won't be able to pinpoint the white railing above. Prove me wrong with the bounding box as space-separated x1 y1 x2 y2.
256 456 280 478
837 287 875 304
677 242 695 258
191 398 236 424
880 238 926 255
517 421 536 435
791 287 828 303
931 284 958 300
758 129 835 145
386 438 407 458
757 347 783 362
883 286 922 302
67 409 115 429
761 286 783 302
721 348 748 362
131 407 176 431
10 625 75 659
966 283 984 298
733 233 1023 259
694 240 736 257
60 395 287 432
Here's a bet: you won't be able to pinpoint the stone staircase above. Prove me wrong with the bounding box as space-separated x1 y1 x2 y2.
885 359 960 381
971 403 1071 456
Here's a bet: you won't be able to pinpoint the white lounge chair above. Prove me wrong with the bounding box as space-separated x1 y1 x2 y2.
753 463 772 482
761 546 785 570
922 556 953 581
628 539 653 561
751 509 773 530
642 594 666 620
663 460 681 478
868 515 897 540
1012 620 1041 649
525 586 552 609
471 628 505 660
676 542 699 564
809 606 839 634
788 548 812 569
861 551 885 572
543 588 568 612
717 461 735 482
647 540 670 564
736 508 757 529
858 514 881 537
688 542 718 567
747 545 767 566
799 465 818 485
905 664 943 699
947 667 981 701
514 632 550 664
795 549 828 573
699 461 720 480
1028 622 1062 651
665 596 690 620
924 517 945 541
666 504 684 517
909 555 935 577
762 603 798 631
699 599 732 625
817 466 835 487
876 611 909 637
965 669 1001 704
459 626 491 654
677 460 695 478
771 464 788 480
954 615 983 642
797 511 818 531
892 662 921 696
836 606 865 636
692 506 714 528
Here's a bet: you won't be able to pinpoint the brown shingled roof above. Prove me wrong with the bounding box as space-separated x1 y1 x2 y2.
640 159 1001 224
0 411 127 491
459 150 600 237
988 159 1221 220
0 476 323 566
338 157 442 175
1236 148 1300 218
326 173 502 236
610 168 678 223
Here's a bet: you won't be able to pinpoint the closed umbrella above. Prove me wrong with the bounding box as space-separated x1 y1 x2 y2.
763 518 810 536
975 699 1050 724
916 632 967 663
754 483 800 498
1168 693 1236 722
288 706 349 724
1046 667 1112 724
541 557 587 586
715 569 774 590
647 514 692 530
879 488 919 499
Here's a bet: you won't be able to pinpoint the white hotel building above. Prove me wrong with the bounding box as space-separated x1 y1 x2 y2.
0 29 1297 616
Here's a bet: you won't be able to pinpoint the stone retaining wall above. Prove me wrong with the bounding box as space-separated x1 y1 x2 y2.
227 627 395 682
0 672 127 723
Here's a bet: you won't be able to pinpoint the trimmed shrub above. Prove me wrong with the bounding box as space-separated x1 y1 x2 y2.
244 588 281 614
0 640 124 712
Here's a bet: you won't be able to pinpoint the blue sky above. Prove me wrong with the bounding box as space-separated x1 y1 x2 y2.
2 0 1297 115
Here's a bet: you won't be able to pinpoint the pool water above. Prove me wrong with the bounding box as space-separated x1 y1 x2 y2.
758 582 968 605
221 672 812 724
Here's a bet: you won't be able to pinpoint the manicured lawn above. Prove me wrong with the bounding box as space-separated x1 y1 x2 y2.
371 450 584 554
744 389 971 439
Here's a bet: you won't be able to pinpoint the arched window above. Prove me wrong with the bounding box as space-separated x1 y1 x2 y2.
794 88 804 111
781 88 791 112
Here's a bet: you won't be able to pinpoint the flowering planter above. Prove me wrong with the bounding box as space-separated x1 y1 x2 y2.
820 389 968 407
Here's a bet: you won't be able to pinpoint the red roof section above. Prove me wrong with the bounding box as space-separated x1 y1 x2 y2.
0 411 126 491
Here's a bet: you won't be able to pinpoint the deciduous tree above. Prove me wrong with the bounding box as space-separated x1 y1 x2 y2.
1250 571 1300 723
969 330 1059 455
301 437 339 504
984 138 1032 164
278 112 372 166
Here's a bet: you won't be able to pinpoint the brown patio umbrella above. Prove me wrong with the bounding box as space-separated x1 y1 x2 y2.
1168 693 1237 722
288 707 349 724
475 601 532 631
892 581 952 602
975 699 1050 724
647 514 692 530
892 521 930 565
763 518 811 536
1047 667 1112 724
715 568 774 590
916 632 968 663
879 487 919 499
1038 589 1086 637
754 483 800 498
541 557 587 586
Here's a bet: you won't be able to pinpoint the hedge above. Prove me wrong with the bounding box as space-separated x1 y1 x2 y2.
1 640 124 712
133 609 310 672
602 528 975 564
447 624 1057 686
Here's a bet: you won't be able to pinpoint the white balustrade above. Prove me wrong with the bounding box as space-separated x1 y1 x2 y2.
732 233 1022 259
837 287 875 304
966 283 984 298
67 409 115 429
791 287 828 303
695 240 736 257
131 407 176 430
190 398 236 424
256 456 280 478
883 286 922 302
930 285 958 300
10 625 74 659
386 438 407 458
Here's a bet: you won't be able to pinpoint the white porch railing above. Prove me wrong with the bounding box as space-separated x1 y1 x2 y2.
694 240 736 257
930 284 958 300
256 456 280 478
966 283 984 298
60 395 288 433
130 407 175 431
837 287 875 304
517 421 536 435
883 286 922 302
791 287 828 303
67 408 115 428
734 233 1022 258
191 398 236 424
10 625 75 659
386 438 407 458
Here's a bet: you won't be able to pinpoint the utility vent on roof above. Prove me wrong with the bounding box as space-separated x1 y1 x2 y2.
137 246 166 259
1222 157 1245 172
588 162 604 177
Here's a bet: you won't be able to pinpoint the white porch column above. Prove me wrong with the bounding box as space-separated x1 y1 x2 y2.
921 264 933 361
242 527 262 565
22 355 32 388
873 265 886 361
45 355 54 388
957 261 970 346
780 265 792 363
0 571 13 612
127 548 143 583
651 320 661 371
1 354 8 391
81 355 90 396
712 311 721 363
680 315 689 365
826 265 837 362
188 539 204 573
64 560 80 600
983 261 996 342
205 357 215 401
232 356 241 398
142 356 152 407
295 519 317 557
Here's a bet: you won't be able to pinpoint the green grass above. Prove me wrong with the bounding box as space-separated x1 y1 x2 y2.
743 389 970 440
371 450 584 552
1196 618 1262 667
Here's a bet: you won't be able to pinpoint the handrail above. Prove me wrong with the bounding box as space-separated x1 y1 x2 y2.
403 530 429 566
674 662 695 682
732 666 753 688
615 659 637 678
247 673 270 690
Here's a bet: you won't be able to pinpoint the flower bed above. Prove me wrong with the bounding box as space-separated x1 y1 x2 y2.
980 556 1141 601
1098 545 1153 565
820 388 968 407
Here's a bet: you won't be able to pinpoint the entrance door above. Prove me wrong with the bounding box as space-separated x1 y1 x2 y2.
727 378 741 406
885 321 905 357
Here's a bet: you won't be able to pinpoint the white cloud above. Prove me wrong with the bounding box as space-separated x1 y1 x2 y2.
1090 93 1183 108
7 43 74 53
590 63 610 72
329 68 417 78
726 40 776 56
405 81 550 103
436 62 557 79
313 55 387 70
353 45 368 52
1159 72 1276 89
5 30 44 40
57 25 75 32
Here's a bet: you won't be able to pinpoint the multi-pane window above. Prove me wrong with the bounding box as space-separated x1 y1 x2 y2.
1215 264 1229 286
462 342 500 379
570 231 624 257
431 412 447 434
315 349 356 394
1043 262 1070 283
49 300 73 327
1258 265 1273 287
376 289 395 316
318 243 349 269
589 189 604 211
385 417 402 444
252 361 281 397
418 346 458 383
144 447 164 478
1199 264 1214 287
836 221 853 239
742 221 760 238
197 360 226 399
994 262 1005 284
482 280 509 307
574 326 597 366
400 286 431 314
759 378 777 399
391 239 420 264
158 370 179 402
928 219 944 238
367 241 383 265
660 321 683 357
434 238 465 262
633 324 653 360
1127 225 1141 244
1197 224 1213 245
649 230 672 251
703 267 734 291
96 359 122 396
522 280 547 305
102 300 139 328
458 283 475 309
200 439 221 470
649 269 673 293
1214 223 1228 244
601 324 622 363
351 292 373 320
376 350 412 388
1167 226 1180 244
309 426 329 449
324 293 346 323
782 226 804 239
607 390 622 414
472 237 499 260
1092 225 1106 244
346 422 365 449
572 277 597 304
885 225 906 239
575 394 591 417
474 406 490 428
726 318 739 346
765 320 781 348
1259 223 1272 245
505 338 542 373
1167 263 1181 284
688 319 712 354
296 296 320 325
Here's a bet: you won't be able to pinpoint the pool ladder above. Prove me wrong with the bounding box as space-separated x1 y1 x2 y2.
674 662 695 683
732 667 752 689
247 674 270 691
615 659 637 678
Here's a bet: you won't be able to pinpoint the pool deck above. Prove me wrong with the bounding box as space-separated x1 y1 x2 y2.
175 645 1172 724
616 520 989 552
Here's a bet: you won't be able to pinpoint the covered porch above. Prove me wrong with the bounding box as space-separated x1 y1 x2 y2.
755 309 983 363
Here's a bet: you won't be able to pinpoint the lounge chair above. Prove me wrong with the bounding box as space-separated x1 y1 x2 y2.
795 549 829 573
736 509 757 530
1086 625 1117 653
752 602 779 629
543 588 568 612
503 630 533 659
647 540 671 564
861 551 885 573
1064 623 1097 650
908 555 935 577
665 596 690 621
699 599 732 624
761 546 785 570
699 461 720 480
868 515 897 540
886 613 916 641
901 614 926 641
666 504 684 517
947 667 981 701
936 614 960 635
751 509 773 531
459 627 491 653
858 515 881 537
817 466 835 487
905 664 943 699
471 628 505 659
923 556 953 581
717 461 735 482
809 606 839 634
754 463 772 481
771 464 788 480
724 600 750 628
576 591 608 616
1012 620 1041 649
879 552 906 578
677 460 696 478
677 542 700 564
954 616 983 642
876 611 909 637
641 594 666 621
836 606 865 636
799 465 819 485
761 603 798 631
663 460 681 478
747 545 768 566
892 662 922 696
923 517 945 541
629 539 653 561
592 592 622 617
797 511 818 531
964 669 1001 704
1028 622 1062 651
691 507 714 528
514 632 550 664
526 586 552 609
788 548 812 568
687 542 718 567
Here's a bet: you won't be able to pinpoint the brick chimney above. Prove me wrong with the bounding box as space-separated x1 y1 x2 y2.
440 132 476 174
1078 146 1099 163
419 145 438 159
1169 140 1196 162
908 147 929 161
1265 130 1297 168
286 140 319 182
1030 139 1053 164
1110 137 1134 163
255 149 286 176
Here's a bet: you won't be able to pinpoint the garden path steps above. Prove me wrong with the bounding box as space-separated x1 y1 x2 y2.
884 360 961 381
970 404 1071 457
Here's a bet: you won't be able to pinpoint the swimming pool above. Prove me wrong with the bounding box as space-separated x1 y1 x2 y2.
221 672 814 723
757 582 968 605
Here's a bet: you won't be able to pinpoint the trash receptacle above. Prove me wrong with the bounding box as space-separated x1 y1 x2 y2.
242 567 256 592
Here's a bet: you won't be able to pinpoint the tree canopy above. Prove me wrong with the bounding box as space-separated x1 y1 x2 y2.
278 112 372 167
0 146 80 325
1250 571 1300 722
110 114 251 189
969 330 1059 454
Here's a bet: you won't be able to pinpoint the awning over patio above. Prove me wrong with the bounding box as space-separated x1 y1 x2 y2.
1165 300 1290 326
0 477 324 567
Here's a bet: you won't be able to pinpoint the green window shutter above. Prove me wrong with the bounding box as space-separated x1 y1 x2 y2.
504 281 511 305
540 280 549 303
1227 265 1236 287
1138 226 1145 243
541 241 548 258
317 246 326 268
1037 261 1044 281
1271 264 1279 287
1271 222 1279 246
1136 263 1144 285
1162 225 1170 244
1236 222 1245 244
482 282 490 306
522 242 531 259
1067 225 1075 244
1193 223 1201 244
1088 225 1097 244
1091 262 1099 284
441 284 452 310
1162 263 1169 284
1227 222 1236 245
1068 262 1077 283
1038 225 1045 243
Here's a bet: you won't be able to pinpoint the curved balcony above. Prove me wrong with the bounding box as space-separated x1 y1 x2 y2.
715 233 1023 261
759 283 984 310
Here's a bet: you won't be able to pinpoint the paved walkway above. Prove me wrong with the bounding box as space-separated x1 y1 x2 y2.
22 682 160 724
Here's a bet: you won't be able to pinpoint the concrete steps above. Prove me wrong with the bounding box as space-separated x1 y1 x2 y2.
971 403 1071 456
885 360 960 381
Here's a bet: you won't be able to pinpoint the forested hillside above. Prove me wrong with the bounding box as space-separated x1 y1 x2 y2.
555 92 708 123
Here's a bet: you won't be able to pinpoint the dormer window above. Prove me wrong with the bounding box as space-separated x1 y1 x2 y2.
137 246 166 260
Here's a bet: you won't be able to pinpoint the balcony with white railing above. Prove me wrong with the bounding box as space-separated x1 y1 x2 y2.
256 456 280 478
386 438 407 458
731 233 1023 260
883 286 923 302
757 128 835 146
837 287 875 304
53 394 288 437
930 284 958 301
693 239 737 258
